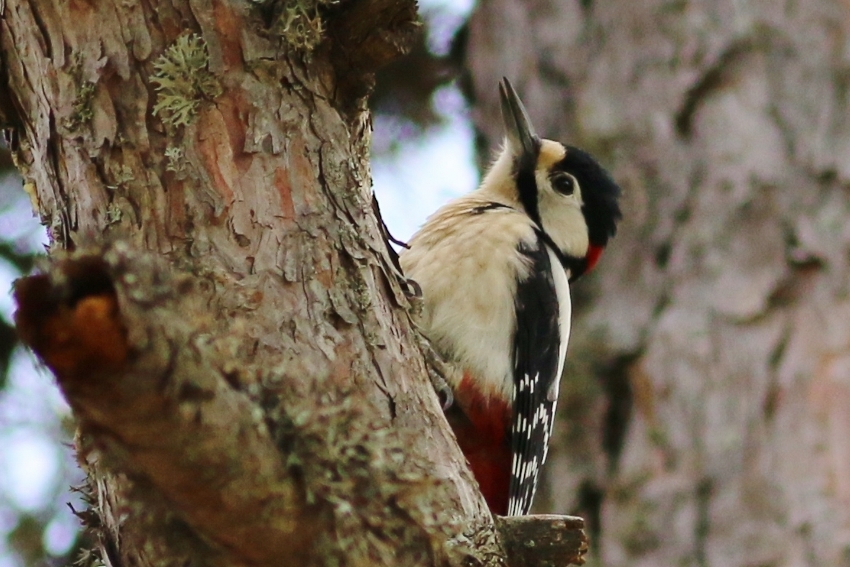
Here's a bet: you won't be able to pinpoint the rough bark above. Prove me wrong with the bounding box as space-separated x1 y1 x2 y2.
496 515 588 567
1 1 504 566
466 1 850 566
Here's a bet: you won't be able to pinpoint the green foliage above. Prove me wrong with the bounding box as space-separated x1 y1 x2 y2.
151 33 222 129
8 515 45 567
0 240 36 273
371 31 457 135
0 242 36 384
0 319 15 386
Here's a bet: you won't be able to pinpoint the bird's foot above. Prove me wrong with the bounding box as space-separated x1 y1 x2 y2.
418 334 457 411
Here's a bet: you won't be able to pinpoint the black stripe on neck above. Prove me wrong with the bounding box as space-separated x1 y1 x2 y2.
516 168 541 227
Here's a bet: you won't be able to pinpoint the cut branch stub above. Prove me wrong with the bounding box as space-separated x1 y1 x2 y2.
13 242 320 567
495 514 588 567
14 255 127 381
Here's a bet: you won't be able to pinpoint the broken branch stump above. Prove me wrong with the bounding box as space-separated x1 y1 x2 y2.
496 514 588 567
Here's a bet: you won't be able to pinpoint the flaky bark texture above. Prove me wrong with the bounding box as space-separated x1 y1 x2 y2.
466 1 850 566
1 1 511 566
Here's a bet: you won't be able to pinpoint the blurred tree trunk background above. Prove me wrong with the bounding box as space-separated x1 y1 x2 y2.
463 1 850 565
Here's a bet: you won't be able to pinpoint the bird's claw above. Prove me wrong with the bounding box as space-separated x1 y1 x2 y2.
430 372 454 411
418 333 457 411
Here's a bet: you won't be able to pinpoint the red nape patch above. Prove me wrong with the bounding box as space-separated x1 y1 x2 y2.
448 372 512 515
586 244 604 273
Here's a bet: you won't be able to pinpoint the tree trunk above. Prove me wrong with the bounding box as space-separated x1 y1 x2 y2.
1 1 504 566
465 1 850 565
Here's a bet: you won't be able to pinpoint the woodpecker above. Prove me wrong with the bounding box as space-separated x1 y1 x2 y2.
400 79 622 516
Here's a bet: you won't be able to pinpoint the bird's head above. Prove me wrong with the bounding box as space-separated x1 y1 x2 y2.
479 78 622 281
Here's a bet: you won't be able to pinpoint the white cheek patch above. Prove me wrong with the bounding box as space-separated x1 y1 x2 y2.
532 170 589 260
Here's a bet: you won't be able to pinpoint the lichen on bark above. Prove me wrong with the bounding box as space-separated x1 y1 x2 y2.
151 33 222 129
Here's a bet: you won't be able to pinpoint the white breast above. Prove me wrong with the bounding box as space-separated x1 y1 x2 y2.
400 198 539 402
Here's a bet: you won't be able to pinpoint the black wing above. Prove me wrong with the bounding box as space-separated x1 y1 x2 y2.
507 239 563 516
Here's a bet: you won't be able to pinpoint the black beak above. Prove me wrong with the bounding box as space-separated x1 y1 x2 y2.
499 78 539 163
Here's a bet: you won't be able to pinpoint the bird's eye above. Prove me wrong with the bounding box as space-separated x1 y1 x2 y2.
551 173 575 196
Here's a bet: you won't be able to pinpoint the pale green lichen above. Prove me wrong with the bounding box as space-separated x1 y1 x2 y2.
106 164 134 190
151 33 222 129
164 146 187 174
261 384 457 566
64 52 96 131
273 0 340 51
105 203 122 225
66 81 96 131
73 547 105 567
